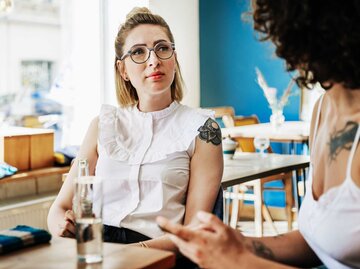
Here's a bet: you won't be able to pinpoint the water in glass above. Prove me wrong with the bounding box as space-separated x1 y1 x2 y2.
74 176 103 263
76 217 103 263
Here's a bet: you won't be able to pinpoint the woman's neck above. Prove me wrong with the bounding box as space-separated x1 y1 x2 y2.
327 83 360 114
137 94 173 112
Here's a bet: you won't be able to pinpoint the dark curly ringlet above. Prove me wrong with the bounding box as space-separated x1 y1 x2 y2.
114 7 184 106
253 0 360 90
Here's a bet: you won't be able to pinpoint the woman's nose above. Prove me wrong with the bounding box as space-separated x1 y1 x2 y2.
148 50 160 66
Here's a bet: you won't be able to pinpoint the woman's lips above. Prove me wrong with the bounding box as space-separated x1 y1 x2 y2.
147 72 164 80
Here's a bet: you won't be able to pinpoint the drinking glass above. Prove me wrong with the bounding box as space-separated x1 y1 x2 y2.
74 176 103 264
253 136 270 157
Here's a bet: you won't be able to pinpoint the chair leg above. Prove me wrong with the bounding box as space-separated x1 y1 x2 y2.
253 179 263 236
230 185 240 229
262 204 278 235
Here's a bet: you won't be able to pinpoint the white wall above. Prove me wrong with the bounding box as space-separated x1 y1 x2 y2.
149 0 200 108
0 23 9 95
60 0 102 145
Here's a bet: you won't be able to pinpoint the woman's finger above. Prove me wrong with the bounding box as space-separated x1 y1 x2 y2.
157 217 194 241
196 211 226 233
58 221 75 238
65 210 75 224
64 220 76 236
168 234 201 264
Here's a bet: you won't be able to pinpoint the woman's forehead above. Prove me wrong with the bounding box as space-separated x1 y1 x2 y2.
125 24 170 48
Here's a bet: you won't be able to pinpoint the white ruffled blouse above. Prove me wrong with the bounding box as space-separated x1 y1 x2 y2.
95 101 213 238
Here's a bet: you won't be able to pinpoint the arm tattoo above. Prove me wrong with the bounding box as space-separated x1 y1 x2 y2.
251 241 275 260
328 121 359 162
197 118 222 145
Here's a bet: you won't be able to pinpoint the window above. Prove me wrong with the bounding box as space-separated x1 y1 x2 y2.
0 0 150 147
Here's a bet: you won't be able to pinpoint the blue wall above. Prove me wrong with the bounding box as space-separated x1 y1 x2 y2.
199 0 301 207
199 0 300 123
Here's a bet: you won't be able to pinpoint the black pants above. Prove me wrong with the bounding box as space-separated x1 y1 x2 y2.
103 224 150 243
103 225 198 269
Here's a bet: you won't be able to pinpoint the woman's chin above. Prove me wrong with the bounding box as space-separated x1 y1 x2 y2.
148 86 171 96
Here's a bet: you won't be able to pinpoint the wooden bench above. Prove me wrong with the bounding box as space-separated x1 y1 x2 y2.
0 166 70 202
0 166 70 183
0 166 70 230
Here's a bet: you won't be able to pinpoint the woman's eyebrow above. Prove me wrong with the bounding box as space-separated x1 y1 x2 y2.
153 39 168 45
128 39 168 50
128 43 146 49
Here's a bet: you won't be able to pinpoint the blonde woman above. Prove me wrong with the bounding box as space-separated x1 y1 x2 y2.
47 7 223 260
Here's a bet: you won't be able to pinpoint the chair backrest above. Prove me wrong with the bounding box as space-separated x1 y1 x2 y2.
205 106 235 118
222 114 259 127
203 106 235 128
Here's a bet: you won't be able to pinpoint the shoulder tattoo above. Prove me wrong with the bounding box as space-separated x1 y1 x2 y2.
197 118 222 146
328 121 359 162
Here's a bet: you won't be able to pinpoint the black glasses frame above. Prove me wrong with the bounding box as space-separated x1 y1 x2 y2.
120 42 175 64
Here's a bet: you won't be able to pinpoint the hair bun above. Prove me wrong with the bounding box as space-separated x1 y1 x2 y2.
126 7 152 20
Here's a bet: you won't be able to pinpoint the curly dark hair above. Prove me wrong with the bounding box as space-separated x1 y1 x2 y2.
253 0 360 90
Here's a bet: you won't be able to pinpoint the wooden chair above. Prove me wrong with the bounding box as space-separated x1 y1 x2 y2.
205 106 235 119
223 114 294 236
222 114 265 152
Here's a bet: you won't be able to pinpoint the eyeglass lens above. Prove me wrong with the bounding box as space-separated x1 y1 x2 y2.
130 42 174 63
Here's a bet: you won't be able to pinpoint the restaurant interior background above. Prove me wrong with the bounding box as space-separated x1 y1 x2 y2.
0 0 321 227
0 0 322 145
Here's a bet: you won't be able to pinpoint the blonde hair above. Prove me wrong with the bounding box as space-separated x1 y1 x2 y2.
114 7 184 106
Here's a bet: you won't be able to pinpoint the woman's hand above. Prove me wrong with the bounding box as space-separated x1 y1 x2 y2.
58 209 76 238
157 211 251 269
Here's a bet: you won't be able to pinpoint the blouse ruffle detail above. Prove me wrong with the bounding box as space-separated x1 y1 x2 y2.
98 103 214 164
98 104 131 161
141 106 214 164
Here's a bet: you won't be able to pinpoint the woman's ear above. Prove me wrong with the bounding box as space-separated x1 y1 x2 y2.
117 60 129 81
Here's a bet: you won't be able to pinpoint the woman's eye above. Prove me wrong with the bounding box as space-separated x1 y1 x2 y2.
132 47 146 55
156 45 170 52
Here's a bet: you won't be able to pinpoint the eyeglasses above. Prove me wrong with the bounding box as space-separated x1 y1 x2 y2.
120 41 175 64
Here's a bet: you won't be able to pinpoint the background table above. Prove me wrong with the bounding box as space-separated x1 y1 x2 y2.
222 153 310 226
0 238 175 269
222 153 310 188
222 121 310 154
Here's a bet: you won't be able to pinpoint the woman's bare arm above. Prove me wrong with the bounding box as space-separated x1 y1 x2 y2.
47 117 99 237
157 211 321 268
139 118 223 250
243 231 321 267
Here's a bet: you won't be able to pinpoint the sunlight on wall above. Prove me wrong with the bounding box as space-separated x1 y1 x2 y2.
66 0 149 145
102 0 149 107
62 0 101 145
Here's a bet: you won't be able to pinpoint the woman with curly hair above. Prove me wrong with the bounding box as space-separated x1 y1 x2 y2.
157 1 360 268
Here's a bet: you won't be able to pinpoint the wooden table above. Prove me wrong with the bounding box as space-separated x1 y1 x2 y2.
221 121 310 154
0 238 175 269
